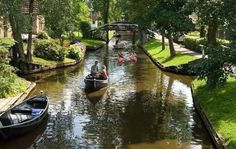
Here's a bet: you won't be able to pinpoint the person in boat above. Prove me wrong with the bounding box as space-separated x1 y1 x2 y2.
117 52 125 64
99 65 108 80
115 38 120 45
129 52 137 63
90 61 99 78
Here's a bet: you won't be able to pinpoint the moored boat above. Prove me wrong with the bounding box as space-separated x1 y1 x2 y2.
0 95 49 140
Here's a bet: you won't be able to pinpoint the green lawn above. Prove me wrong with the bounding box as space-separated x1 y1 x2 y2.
81 39 104 48
33 56 75 67
193 77 236 149
143 39 198 67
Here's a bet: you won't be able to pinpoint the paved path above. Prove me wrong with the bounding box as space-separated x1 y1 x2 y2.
154 34 202 58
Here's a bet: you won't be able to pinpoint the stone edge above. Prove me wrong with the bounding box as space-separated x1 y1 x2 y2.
138 44 195 76
191 86 227 149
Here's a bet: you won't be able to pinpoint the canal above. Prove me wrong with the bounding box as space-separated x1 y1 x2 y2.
0 37 214 148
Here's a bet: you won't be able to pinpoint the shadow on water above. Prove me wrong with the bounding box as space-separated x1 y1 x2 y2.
0 34 214 148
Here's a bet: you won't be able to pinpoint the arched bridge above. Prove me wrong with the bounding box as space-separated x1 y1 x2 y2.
90 22 139 44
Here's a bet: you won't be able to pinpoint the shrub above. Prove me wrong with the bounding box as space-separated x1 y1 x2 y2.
37 31 51 39
66 44 84 60
0 46 28 98
184 36 207 53
79 21 91 38
193 46 233 88
34 39 65 61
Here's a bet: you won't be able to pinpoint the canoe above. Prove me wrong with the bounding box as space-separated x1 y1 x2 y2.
0 95 49 139
84 77 108 90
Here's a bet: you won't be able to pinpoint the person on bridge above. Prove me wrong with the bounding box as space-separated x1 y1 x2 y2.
99 65 108 80
91 61 99 78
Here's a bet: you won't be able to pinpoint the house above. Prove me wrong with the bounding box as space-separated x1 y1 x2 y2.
89 10 100 28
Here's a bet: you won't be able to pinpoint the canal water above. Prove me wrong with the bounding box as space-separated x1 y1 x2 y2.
0 38 213 148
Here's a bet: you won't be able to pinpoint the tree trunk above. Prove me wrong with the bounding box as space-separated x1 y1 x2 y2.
200 25 206 38
3 18 8 37
161 30 165 51
207 24 218 45
167 32 176 57
26 0 35 62
103 0 110 24
8 14 25 60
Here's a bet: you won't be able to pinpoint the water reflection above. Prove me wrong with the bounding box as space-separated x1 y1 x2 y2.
0 37 213 148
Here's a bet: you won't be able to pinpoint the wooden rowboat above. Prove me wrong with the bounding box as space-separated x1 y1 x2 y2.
0 95 49 139
113 44 125 49
84 76 108 90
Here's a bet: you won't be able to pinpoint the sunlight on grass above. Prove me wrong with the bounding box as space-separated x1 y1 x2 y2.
81 39 104 48
193 77 236 148
143 39 198 66
33 56 75 67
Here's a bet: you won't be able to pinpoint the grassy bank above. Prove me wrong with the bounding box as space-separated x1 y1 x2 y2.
143 39 198 67
81 39 104 48
193 77 236 148
33 56 75 67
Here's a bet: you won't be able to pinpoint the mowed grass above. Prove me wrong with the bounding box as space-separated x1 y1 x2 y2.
81 39 104 48
143 39 198 67
33 56 75 67
193 77 236 149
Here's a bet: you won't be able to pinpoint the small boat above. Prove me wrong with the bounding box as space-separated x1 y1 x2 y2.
113 44 125 49
84 76 108 90
0 95 49 139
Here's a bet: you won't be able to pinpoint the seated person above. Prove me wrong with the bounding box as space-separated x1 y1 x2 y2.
90 61 99 78
99 65 108 80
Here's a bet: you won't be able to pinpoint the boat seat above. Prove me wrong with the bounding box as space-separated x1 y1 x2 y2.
8 113 32 124
11 105 32 114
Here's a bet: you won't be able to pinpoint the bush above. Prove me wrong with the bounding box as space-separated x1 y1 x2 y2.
0 46 28 98
37 31 51 39
34 39 65 61
79 21 91 38
193 46 232 88
184 36 208 53
66 44 84 60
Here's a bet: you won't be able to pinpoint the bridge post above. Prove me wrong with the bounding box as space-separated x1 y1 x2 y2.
132 31 136 45
106 30 109 44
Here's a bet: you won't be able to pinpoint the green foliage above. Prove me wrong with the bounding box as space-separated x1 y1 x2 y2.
184 36 207 53
193 46 232 88
66 45 84 60
34 39 65 61
79 21 91 38
184 35 231 53
0 38 15 48
37 31 51 39
0 46 28 98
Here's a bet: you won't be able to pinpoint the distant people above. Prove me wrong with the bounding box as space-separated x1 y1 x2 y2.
117 52 125 64
99 65 108 80
91 61 99 77
129 52 137 63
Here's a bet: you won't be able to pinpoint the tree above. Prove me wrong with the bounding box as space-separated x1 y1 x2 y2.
39 0 75 45
0 0 26 61
153 0 194 57
192 0 236 45
92 0 110 24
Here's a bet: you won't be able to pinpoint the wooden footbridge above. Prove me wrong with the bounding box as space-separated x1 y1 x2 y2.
90 22 139 44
